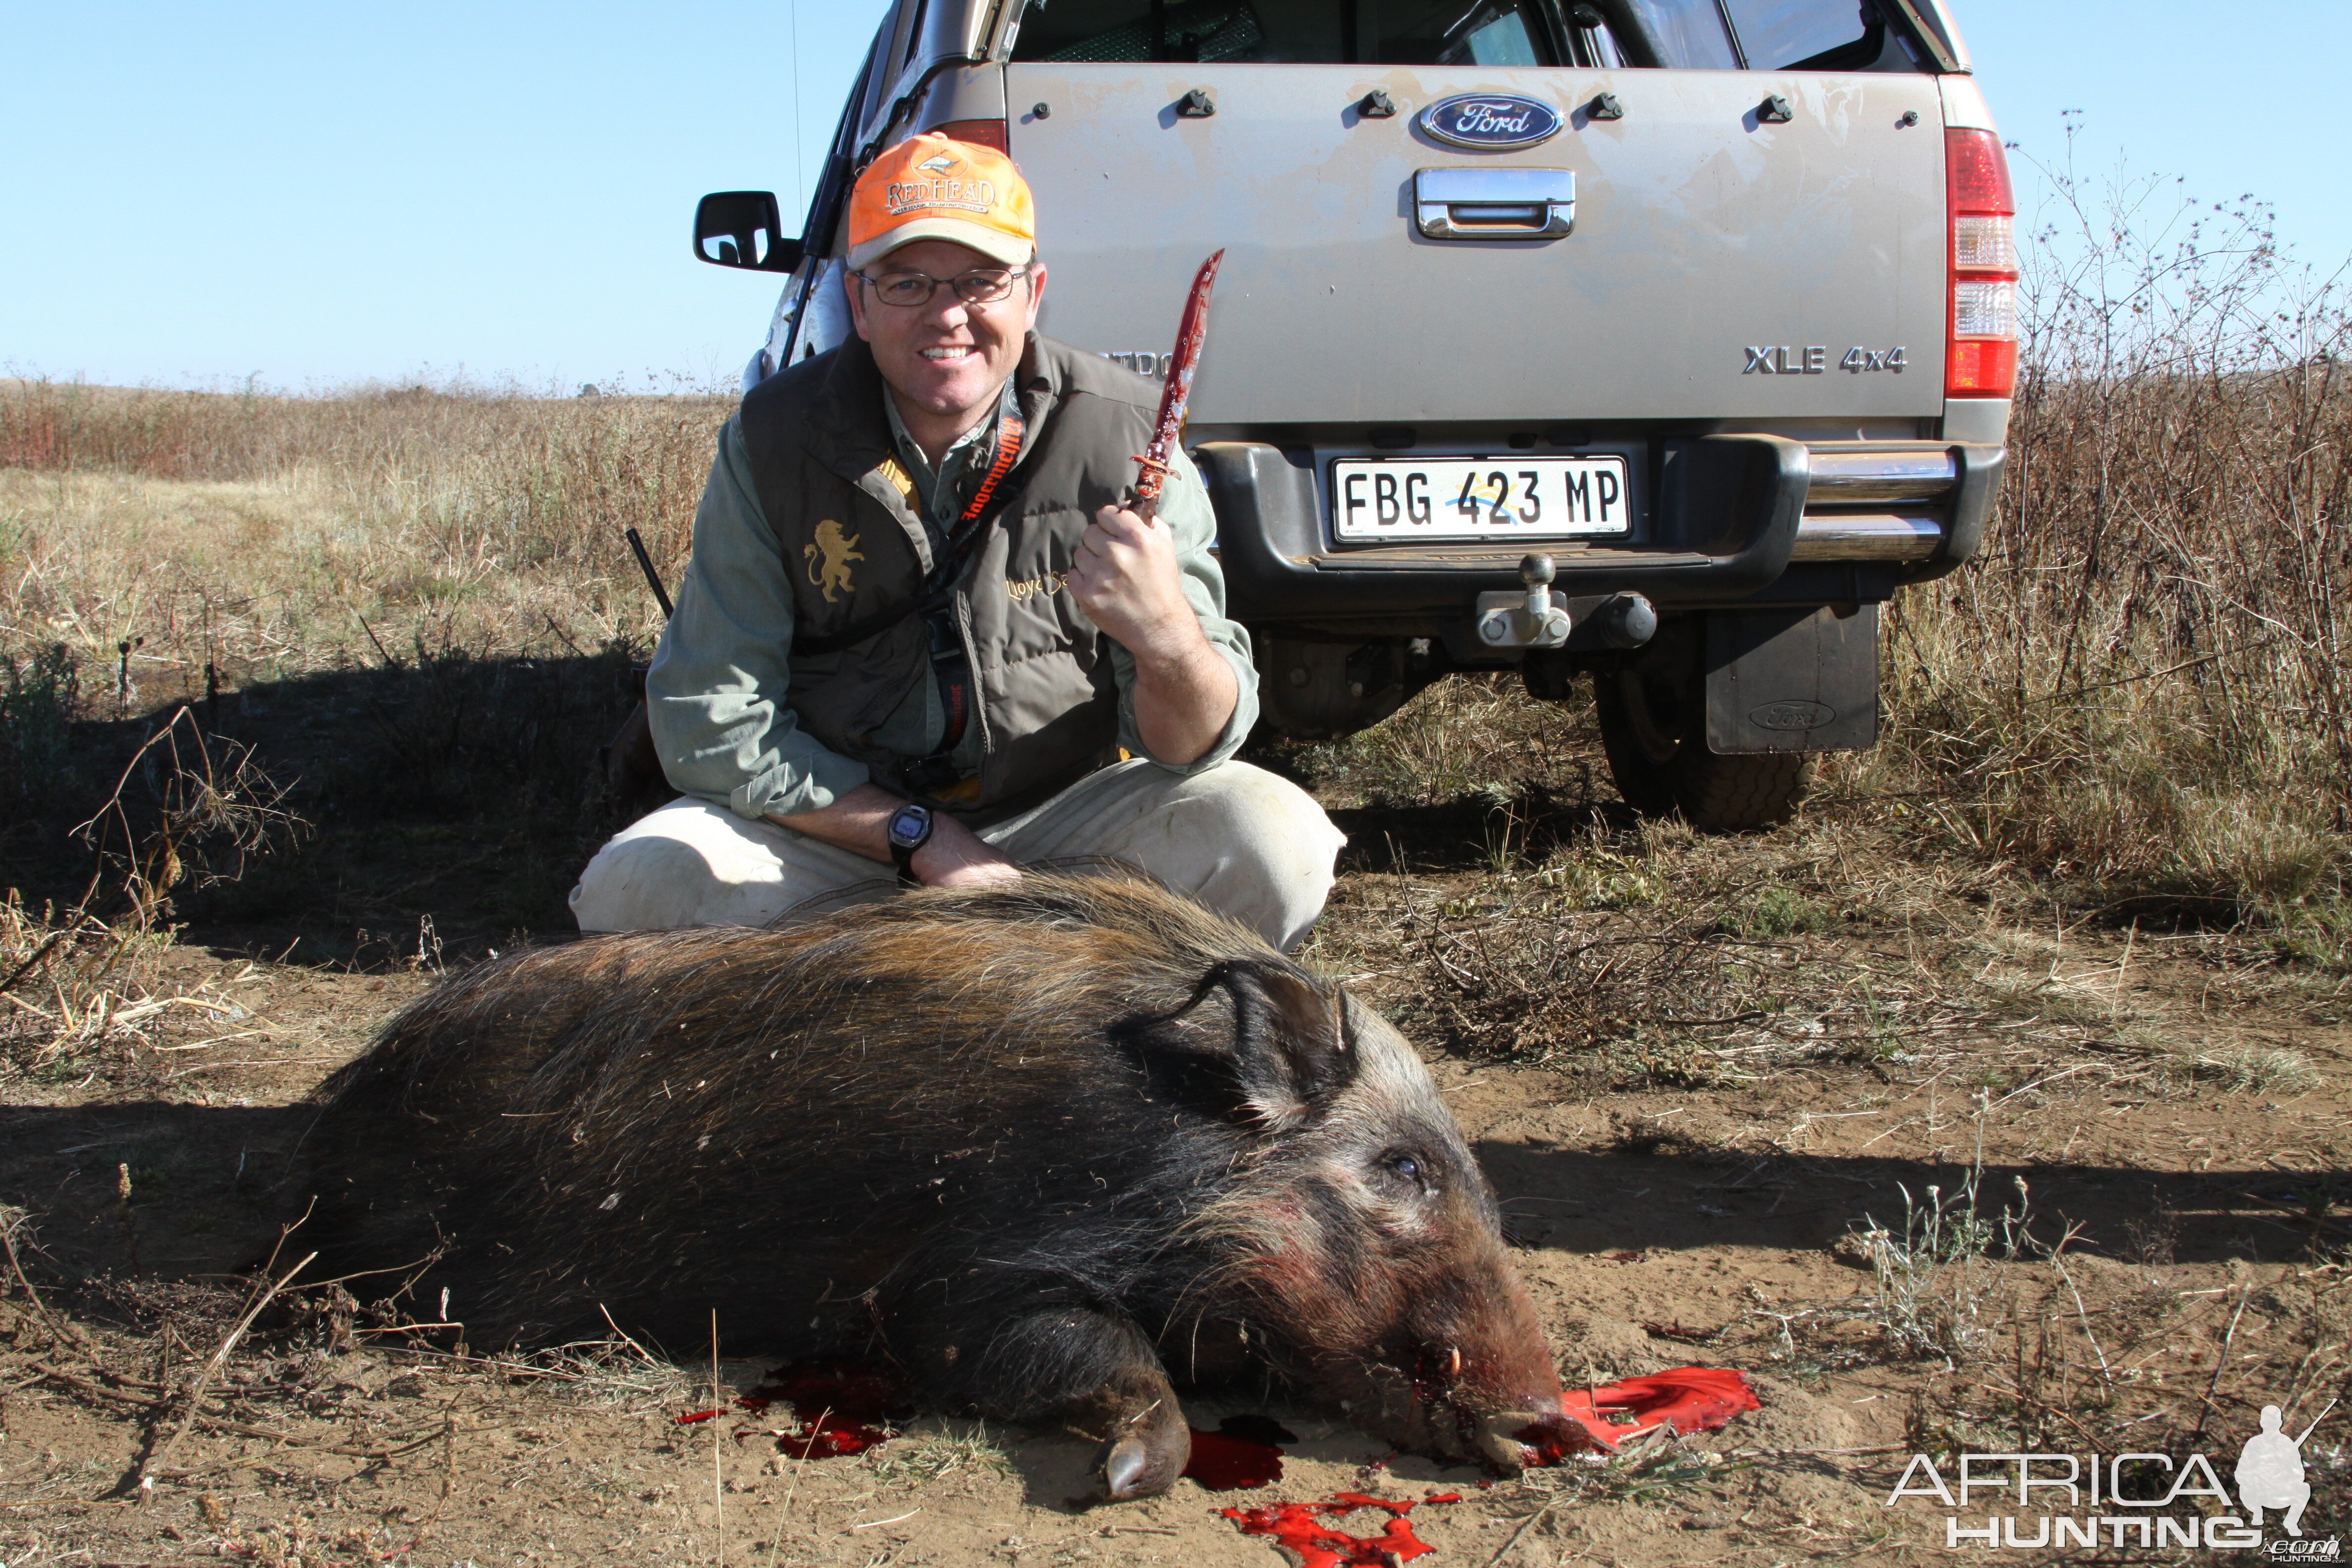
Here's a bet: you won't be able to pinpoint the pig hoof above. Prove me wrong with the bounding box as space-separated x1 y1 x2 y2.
1098 1432 1183 1501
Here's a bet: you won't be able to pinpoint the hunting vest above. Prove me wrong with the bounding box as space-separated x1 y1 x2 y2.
736 333 1158 819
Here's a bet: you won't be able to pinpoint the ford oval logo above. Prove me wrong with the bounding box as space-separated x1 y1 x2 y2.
1418 94 1563 150
1751 700 1835 732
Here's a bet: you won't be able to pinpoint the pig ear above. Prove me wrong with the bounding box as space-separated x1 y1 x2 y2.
1122 959 1354 1129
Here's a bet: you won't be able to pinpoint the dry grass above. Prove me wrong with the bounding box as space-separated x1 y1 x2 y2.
1309 814 2241 1108
0 377 723 704
1832 176 2352 941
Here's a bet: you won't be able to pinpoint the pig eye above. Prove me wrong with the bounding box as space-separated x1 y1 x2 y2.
1382 1152 1432 1191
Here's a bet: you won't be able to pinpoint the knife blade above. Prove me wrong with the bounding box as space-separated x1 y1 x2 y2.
1130 248 1225 522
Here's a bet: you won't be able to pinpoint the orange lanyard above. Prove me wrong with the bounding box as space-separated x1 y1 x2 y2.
946 412 1024 555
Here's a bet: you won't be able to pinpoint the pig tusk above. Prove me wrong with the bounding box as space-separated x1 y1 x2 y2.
1444 1347 1463 1380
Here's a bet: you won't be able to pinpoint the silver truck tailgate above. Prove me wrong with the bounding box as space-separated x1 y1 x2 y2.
1006 64 1947 424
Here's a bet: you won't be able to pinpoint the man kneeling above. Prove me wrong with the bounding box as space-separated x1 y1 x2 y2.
570 133 1342 951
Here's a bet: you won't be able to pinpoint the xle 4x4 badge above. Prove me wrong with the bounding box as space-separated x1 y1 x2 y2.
1742 345 1907 375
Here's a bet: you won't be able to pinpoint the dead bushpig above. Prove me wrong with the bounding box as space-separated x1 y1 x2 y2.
298 874 1579 1498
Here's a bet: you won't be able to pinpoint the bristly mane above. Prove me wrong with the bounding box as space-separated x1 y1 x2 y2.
299 874 1319 1358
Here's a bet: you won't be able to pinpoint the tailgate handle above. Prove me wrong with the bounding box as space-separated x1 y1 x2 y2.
1414 167 1574 241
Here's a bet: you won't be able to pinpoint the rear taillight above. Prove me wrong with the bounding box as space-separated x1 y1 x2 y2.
1946 127 2016 398
932 118 1008 152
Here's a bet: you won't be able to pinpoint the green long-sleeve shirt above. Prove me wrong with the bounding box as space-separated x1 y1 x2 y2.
645 394 1254 823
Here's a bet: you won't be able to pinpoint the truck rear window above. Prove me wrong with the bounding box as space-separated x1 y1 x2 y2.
1010 0 1564 66
1011 0 1920 71
1614 0 1910 69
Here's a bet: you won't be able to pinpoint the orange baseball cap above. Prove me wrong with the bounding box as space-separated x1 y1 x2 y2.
847 133 1036 272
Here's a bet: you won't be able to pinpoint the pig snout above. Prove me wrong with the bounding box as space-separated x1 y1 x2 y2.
1386 1261 1572 1471
1279 1269 1568 1473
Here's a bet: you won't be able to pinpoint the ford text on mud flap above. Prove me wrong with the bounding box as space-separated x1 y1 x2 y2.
692 0 2011 830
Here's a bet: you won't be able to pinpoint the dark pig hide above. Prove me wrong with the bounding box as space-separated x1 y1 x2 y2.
296 874 1581 1499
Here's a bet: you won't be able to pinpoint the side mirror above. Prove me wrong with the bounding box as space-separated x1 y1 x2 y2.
693 192 803 272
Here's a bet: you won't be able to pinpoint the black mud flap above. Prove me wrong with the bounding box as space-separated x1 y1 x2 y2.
1704 605 1878 754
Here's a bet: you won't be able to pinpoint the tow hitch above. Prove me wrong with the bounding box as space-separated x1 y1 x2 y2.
1474 555 1659 652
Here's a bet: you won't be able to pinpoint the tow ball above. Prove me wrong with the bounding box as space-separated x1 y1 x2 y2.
1475 555 1659 651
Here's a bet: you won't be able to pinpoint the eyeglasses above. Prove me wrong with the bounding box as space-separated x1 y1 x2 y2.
852 266 1031 308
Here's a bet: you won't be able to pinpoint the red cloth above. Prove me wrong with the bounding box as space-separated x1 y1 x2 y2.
1557 1367 1761 1451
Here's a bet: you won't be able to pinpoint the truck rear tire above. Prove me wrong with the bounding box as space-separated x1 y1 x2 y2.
1592 666 1810 831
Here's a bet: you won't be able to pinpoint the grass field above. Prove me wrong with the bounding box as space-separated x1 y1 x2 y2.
2 213 2350 1565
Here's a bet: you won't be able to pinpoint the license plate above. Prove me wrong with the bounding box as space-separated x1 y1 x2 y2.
1330 456 1630 542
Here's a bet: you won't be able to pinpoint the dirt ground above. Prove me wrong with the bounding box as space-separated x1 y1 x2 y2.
5 715 2352 1566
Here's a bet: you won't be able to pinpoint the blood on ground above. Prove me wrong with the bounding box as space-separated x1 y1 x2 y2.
1184 1428 1283 1490
1221 1491 1462 1568
1218 1369 1758 1559
674 1360 911 1460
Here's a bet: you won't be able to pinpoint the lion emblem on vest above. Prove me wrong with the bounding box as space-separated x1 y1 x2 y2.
803 520 864 603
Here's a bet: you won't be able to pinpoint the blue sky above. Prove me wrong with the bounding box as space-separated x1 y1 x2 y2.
2 0 2342 392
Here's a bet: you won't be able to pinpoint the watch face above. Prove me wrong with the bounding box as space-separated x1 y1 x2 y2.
887 805 930 849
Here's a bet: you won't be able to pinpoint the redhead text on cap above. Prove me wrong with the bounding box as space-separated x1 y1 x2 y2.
848 133 1037 272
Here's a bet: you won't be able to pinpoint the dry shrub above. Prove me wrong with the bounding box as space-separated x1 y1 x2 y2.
0 708 303 1086
67 707 309 926
1842 163 2352 931
0 894 161 1082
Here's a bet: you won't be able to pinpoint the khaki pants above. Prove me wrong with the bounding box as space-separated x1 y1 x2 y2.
567 759 1346 953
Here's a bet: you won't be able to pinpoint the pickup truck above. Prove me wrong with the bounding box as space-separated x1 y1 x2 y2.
689 0 2011 830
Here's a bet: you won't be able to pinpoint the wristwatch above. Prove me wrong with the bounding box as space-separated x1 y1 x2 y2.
885 802 934 885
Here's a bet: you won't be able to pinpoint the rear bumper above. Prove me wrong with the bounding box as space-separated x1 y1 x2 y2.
1792 441 2003 577
1200 437 2003 628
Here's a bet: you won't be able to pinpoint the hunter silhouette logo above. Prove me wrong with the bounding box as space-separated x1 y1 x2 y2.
804 520 864 603
2240 1400 2333 1542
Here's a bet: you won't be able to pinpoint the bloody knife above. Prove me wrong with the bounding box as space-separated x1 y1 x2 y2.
1130 248 1226 522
